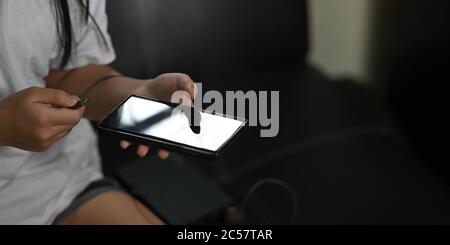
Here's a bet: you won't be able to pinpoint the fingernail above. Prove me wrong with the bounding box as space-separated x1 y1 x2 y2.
68 95 79 106
120 141 130 149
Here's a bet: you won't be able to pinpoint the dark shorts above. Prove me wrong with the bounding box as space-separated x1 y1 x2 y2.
53 178 125 225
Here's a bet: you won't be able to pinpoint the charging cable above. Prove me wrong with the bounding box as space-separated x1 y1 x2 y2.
240 178 299 225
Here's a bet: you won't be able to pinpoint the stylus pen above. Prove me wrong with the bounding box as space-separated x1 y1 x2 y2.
69 97 90 109
188 107 202 134
121 104 202 135
46 97 89 109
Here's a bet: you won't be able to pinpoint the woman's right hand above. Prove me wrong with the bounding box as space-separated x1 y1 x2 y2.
0 87 85 152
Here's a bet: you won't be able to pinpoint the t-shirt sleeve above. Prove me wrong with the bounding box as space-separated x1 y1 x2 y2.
50 0 116 69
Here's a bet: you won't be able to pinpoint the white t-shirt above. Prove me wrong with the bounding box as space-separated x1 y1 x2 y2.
0 0 116 224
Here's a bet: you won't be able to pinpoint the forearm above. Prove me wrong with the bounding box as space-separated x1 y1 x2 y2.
0 103 6 146
47 65 146 121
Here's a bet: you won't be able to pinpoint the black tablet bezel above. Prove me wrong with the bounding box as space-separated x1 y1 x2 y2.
97 95 246 159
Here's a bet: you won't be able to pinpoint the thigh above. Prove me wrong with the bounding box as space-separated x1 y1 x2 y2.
58 191 164 225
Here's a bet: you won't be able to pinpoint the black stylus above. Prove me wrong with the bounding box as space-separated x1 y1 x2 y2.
186 107 201 134
70 98 90 109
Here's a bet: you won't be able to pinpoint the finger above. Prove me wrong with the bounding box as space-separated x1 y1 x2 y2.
52 124 76 135
176 74 196 100
171 89 194 107
30 87 79 108
120 140 131 149
42 106 85 126
136 145 150 158
184 82 196 100
192 83 198 99
46 128 72 145
158 150 170 160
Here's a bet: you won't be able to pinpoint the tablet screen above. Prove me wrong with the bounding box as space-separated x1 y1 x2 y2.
100 96 245 152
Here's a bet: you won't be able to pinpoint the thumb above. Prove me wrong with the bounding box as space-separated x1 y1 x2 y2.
31 88 79 108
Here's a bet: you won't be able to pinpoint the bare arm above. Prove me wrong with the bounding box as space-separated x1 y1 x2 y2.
45 64 145 121
45 64 196 158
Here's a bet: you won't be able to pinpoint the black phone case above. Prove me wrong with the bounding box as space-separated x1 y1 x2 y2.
97 95 246 159
113 156 233 224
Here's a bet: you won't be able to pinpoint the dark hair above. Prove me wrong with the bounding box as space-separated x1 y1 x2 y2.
53 0 107 68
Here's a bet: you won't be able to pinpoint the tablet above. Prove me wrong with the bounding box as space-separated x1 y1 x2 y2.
97 95 246 158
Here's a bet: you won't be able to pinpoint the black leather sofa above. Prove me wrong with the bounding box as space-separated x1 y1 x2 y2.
98 0 450 224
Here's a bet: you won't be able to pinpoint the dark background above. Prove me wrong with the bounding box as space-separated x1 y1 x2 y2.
96 0 450 224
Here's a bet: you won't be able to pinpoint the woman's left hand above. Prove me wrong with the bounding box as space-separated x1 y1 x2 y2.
120 73 197 159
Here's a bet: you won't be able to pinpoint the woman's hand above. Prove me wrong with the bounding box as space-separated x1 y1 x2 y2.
0 87 85 151
120 73 196 159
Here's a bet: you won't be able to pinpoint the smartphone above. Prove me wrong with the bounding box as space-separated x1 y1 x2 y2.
97 95 246 158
